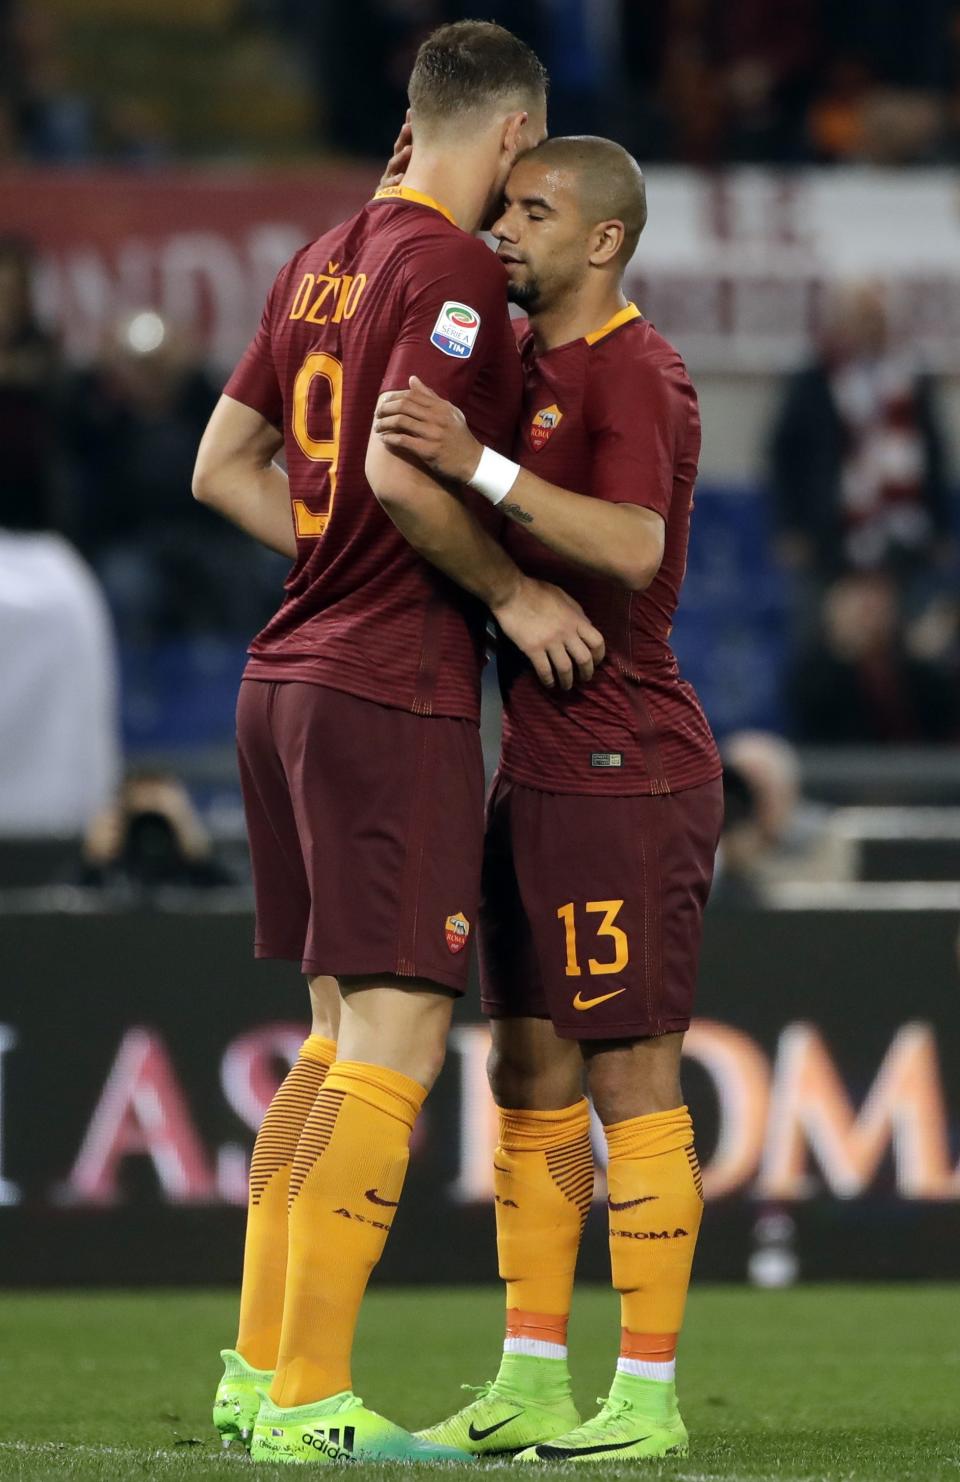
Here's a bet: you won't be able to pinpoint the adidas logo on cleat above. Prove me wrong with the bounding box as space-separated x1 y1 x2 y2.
303 1424 357 1461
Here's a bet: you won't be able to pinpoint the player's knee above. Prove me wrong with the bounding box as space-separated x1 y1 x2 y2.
585 1042 682 1126
487 1035 577 1110
408 1033 447 1093
487 1041 528 1107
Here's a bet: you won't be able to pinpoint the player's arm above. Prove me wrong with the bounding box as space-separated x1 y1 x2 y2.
375 375 667 589
367 239 604 689
366 434 603 690
192 395 296 559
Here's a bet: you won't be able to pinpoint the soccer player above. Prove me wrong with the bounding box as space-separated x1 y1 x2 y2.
374 135 723 1462
192 26 606 1465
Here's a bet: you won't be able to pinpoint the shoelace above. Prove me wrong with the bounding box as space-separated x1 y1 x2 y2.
460 1381 497 1402
595 1396 630 1419
563 1396 633 1441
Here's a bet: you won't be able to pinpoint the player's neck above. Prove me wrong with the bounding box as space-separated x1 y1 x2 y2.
530 285 630 354
400 151 491 234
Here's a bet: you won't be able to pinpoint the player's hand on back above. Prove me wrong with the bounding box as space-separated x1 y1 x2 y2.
492 577 605 690
379 111 413 189
375 377 482 484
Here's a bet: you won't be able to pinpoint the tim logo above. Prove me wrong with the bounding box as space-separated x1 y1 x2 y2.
530 403 563 450
445 911 471 955
431 302 481 359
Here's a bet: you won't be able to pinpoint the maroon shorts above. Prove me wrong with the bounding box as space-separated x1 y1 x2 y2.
479 774 723 1039
237 679 485 992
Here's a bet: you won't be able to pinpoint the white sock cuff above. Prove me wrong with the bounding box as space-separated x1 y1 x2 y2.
503 1336 568 1361
617 1355 676 1382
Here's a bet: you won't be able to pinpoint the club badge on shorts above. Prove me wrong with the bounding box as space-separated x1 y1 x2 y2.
530 403 563 450
431 302 481 359
444 911 471 954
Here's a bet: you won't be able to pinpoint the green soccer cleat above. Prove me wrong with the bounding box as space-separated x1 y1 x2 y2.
515 1375 689 1464
251 1389 477 1464
417 1378 581 1457
213 1348 273 1450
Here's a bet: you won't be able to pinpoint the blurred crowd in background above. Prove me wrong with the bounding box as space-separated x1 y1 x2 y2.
0 0 959 893
2 0 960 166
0 237 284 640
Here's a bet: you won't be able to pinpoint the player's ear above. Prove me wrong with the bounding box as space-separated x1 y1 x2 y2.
501 110 529 161
588 220 626 268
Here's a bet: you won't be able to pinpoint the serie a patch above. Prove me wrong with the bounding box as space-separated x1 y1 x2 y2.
431 301 481 359
591 752 624 768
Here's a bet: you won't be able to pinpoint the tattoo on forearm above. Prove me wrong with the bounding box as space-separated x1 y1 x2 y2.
503 501 535 525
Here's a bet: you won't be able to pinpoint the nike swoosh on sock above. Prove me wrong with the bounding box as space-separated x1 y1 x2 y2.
364 1188 399 1207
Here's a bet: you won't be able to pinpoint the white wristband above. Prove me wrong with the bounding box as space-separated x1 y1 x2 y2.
468 445 520 506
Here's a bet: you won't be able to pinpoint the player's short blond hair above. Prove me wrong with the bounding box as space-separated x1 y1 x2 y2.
408 21 547 127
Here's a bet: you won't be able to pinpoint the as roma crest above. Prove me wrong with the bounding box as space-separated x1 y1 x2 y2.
530 403 563 451
445 911 471 954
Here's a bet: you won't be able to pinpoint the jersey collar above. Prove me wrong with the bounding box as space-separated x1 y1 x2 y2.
372 184 457 227
584 301 642 346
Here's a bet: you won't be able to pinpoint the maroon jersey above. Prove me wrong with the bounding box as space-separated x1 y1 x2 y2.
225 186 521 722
498 304 721 795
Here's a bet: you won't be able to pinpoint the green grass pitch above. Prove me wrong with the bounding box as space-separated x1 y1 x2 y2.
1 1285 958 1481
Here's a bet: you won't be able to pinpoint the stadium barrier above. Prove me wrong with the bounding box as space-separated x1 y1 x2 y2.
1 902 957 1284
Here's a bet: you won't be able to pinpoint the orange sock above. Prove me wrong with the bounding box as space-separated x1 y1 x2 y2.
495 1100 593 1360
236 1034 336 1371
270 1060 426 1407
605 1105 703 1382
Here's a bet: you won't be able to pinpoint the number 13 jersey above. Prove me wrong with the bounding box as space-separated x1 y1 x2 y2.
225 187 521 722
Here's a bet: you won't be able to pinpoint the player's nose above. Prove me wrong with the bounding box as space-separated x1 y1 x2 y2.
491 211 517 244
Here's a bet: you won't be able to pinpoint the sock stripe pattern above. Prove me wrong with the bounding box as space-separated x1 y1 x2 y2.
272 1062 425 1407
249 1058 332 1205
287 1088 345 1206
685 1143 704 1201
606 1105 704 1344
236 1036 335 1371
495 1100 592 1325
546 1140 595 1223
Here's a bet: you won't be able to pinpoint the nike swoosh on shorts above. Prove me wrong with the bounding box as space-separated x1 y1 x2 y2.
572 988 627 1011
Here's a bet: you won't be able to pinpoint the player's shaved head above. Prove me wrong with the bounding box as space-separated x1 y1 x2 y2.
493 135 647 317
521 136 647 264
408 20 548 130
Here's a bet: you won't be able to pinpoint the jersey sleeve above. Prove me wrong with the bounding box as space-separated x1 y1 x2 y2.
588 350 694 518
223 271 284 428
381 237 509 405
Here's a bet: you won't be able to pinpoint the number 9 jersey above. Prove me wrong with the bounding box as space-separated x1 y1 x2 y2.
225 186 522 723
